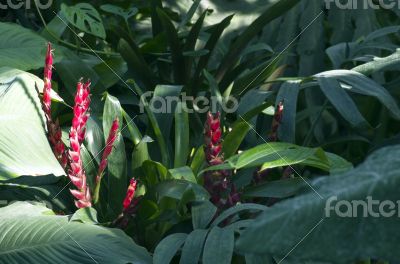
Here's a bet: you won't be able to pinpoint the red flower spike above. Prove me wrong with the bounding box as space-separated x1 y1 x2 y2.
123 178 137 210
203 111 240 211
40 43 68 169
67 80 92 209
92 118 120 204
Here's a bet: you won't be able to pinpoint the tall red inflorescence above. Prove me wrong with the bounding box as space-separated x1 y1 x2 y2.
204 112 240 209
68 80 92 208
42 43 68 169
93 118 119 204
96 119 119 184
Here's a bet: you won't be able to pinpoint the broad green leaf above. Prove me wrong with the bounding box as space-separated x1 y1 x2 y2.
154 233 187 264
222 121 251 158
243 178 306 198
155 180 209 202
56 49 102 96
211 203 268 228
0 68 64 179
203 143 351 173
169 166 196 183
70 207 98 224
180 229 209 264
316 76 368 128
0 202 152 263
236 145 400 262
192 200 217 229
174 101 189 167
100 4 138 20
0 182 73 212
61 3 106 39
202 227 234 264
0 23 62 71
314 70 400 119
102 94 127 216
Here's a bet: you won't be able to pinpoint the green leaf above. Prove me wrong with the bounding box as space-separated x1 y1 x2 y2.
316 76 368 128
314 70 400 120
352 49 400 75
0 22 62 71
61 3 106 39
154 233 188 264
129 81 170 167
100 4 138 20
0 202 152 263
192 200 217 229
102 94 127 216
174 101 190 167
178 0 202 30
155 180 209 202
84 117 104 164
202 227 234 264
243 178 306 198
276 81 300 143
236 145 400 263
211 203 268 228
203 143 351 173
222 121 251 158
215 0 298 81
156 8 186 83
118 38 156 89
0 68 64 179
70 207 98 224
169 167 196 183
180 229 209 264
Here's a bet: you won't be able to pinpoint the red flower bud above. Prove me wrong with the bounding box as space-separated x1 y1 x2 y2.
123 178 137 210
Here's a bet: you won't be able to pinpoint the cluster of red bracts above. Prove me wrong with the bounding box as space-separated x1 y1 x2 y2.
254 101 285 183
68 80 92 208
114 178 141 228
42 43 68 169
204 112 240 209
41 43 136 211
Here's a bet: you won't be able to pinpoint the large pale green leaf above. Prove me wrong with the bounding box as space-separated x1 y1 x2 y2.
202 227 234 264
237 145 400 263
154 233 187 264
0 202 152 263
203 142 352 174
0 68 65 179
0 23 62 71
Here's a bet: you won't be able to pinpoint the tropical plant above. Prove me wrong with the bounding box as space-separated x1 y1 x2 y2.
0 0 400 263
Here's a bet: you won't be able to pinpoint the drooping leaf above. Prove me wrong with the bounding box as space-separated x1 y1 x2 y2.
0 68 65 179
202 227 234 264
0 202 152 263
